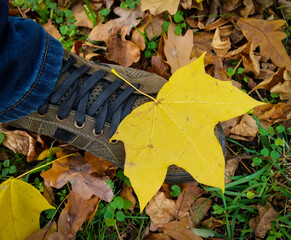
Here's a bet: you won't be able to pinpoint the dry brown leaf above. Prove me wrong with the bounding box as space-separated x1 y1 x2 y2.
43 19 61 39
225 158 240 184
72 0 94 29
254 102 291 126
140 0 180 15
84 151 115 176
254 67 285 91
88 7 144 42
191 197 212 227
145 233 171 240
228 114 259 141
175 182 204 220
1 128 36 162
237 18 291 71
120 184 136 210
211 28 231 58
205 17 231 32
201 217 224 229
25 221 57 240
240 0 255 17
241 42 261 76
205 0 219 26
163 218 203 240
192 32 219 65
147 55 171 80
271 70 291 104
132 27 146 51
249 203 278 239
41 151 113 202
221 0 242 13
50 192 100 240
145 191 176 228
43 182 55 205
164 23 194 73
55 171 113 201
106 26 140 66
278 0 291 19
145 15 164 40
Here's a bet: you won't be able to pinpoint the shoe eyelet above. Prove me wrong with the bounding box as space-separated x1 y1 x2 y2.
93 129 104 136
110 139 119 144
74 121 85 129
56 114 66 121
36 111 47 117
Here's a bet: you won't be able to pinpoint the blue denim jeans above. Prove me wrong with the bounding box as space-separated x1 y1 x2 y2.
0 0 64 122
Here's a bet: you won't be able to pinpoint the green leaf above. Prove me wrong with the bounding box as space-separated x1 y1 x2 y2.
227 68 235 77
116 211 125 221
162 21 170 32
2 168 8 177
105 218 116 226
174 11 183 23
99 8 110 16
45 209 56 219
237 67 244 74
259 128 268 136
269 127 275 136
252 157 262 166
191 228 215 237
276 125 285 133
59 25 68 35
212 205 224 214
275 138 284 146
57 9 64 17
56 18 63 24
170 185 181 197
261 148 269 157
64 9 73 17
0 133 5 144
8 166 17 174
144 49 151 58
104 208 114 219
123 199 133 210
147 41 157 50
120 2 128 9
68 16 76 24
270 150 280 160
174 26 182 35
246 191 255 199
106 180 114 190
270 92 279 98
3 159 10 168
111 196 124 210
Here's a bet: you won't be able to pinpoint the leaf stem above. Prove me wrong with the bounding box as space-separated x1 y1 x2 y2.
111 69 157 103
16 153 77 179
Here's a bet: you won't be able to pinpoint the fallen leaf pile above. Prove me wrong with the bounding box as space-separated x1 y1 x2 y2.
3 0 291 239
144 183 220 239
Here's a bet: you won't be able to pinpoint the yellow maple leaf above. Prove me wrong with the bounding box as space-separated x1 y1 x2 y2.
112 53 264 211
0 178 54 240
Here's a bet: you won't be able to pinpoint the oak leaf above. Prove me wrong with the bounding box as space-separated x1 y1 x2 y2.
88 7 144 42
163 218 202 240
106 26 140 67
145 191 176 228
164 23 195 74
49 191 100 240
249 203 278 239
112 53 264 210
140 0 180 15
237 18 291 71
0 178 54 240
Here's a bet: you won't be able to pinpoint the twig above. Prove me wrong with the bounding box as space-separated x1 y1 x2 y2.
228 59 242 81
115 223 122 240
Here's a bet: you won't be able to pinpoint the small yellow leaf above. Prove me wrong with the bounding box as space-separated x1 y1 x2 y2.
37 147 63 160
112 53 264 211
0 178 54 240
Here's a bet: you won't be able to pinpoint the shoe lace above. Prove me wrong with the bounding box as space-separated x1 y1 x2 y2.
37 56 140 138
